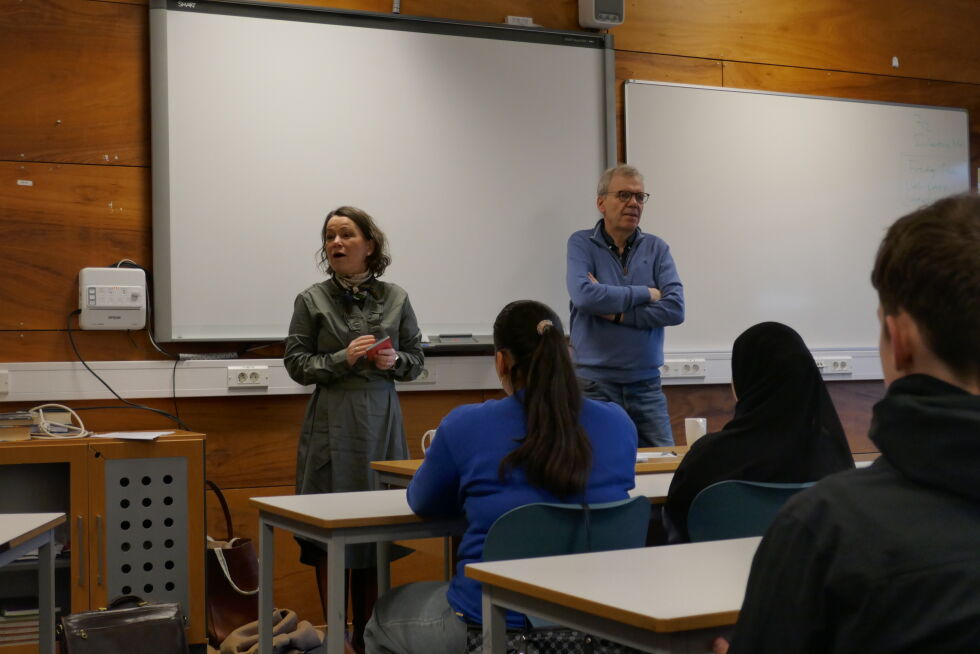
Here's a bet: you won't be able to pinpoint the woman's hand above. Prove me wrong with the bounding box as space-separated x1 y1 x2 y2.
345 334 377 367
373 348 398 371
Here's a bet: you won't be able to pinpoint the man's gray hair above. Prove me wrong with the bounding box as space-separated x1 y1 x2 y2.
597 164 644 196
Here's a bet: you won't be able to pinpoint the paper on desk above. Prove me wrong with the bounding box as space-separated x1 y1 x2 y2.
636 452 678 462
91 431 173 441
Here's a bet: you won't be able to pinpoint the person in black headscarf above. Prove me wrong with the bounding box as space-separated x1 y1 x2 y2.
663 321 854 542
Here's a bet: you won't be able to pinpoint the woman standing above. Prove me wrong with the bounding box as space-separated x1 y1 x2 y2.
284 206 424 653
664 321 854 542
363 300 637 654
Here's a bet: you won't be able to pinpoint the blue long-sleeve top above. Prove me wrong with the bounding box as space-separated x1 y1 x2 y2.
567 220 685 382
407 393 637 628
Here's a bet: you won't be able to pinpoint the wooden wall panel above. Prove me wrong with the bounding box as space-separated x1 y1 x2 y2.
0 161 150 331
614 0 980 85
664 380 882 453
403 0 578 30
723 61 980 189
0 0 149 165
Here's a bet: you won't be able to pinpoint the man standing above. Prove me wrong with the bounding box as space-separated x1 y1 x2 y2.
567 164 684 446
716 193 980 653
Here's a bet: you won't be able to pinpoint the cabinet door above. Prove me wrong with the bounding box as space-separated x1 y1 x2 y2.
87 437 205 644
0 441 89 654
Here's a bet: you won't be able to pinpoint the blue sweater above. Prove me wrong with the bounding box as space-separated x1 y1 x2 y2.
566 220 684 383
407 393 637 628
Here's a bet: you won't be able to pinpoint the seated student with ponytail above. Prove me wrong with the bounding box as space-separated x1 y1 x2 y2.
364 300 638 654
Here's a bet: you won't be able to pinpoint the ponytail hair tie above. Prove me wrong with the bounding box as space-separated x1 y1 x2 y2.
536 319 553 335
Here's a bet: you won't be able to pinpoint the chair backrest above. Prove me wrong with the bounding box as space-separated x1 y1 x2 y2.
482 496 651 562
687 480 815 542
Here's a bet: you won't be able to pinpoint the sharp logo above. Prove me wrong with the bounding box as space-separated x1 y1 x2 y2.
177 1 196 7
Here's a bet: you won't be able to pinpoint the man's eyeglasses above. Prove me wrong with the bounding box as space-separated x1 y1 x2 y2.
605 190 651 204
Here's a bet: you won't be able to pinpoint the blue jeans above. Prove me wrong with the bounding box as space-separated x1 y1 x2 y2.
364 581 467 654
579 376 674 447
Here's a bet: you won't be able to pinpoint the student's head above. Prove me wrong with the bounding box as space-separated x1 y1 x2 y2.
493 300 591 497
317 206 391 277
731 321 822 403
597 164 648 238
871 193 980 390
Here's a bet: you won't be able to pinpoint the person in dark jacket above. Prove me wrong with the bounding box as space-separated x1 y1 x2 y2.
663 321 854 542
715 192 980 654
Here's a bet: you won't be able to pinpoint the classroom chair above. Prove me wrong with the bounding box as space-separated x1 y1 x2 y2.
466 497 651 654
687 480 815 542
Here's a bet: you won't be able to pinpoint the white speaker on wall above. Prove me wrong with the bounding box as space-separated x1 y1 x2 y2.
579 0 625 29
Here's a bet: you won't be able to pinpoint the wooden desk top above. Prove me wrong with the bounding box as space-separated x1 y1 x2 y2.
371 446 691 479
249 474 672 531
0 513 66 554
466 536 761 633
249 489 425 530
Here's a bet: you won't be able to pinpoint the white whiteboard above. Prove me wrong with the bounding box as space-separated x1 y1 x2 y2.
150 0 612 341
625 81 970 354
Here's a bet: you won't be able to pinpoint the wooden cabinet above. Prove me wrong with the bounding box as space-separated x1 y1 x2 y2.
0 432 205 652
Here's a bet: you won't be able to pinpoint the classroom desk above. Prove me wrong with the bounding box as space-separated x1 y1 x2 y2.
467 537 761 654
372 446 689 489
374 449 879 488
0 512 66 654
249 478 673 654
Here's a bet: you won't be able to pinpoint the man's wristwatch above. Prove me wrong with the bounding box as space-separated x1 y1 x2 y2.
613 312 623 324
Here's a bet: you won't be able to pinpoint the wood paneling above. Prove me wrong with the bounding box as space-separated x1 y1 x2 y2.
0 0 149 165
399 390 486 457
615 51 723 161
614 0 980 85
723 61 980 188
665 380 882 453
402 0 578 31
0 161 150 330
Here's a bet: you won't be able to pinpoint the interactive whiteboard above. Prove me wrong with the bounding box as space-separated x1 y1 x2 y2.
150 0 613 342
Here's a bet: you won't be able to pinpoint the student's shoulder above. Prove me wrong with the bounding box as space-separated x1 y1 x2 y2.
440 394 521 433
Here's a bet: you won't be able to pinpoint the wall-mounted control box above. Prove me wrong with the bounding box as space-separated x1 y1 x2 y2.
79 267 147 330
578 0 624 29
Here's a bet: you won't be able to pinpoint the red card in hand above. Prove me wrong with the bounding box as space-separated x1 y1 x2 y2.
365 336 393 361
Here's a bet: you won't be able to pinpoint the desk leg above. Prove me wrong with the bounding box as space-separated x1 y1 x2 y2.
326 538 346 654
377 541 391 593
258 517 275 654
481 588 507 654
38 531 55 654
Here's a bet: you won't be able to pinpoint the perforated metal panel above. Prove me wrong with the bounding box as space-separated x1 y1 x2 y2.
104 457 189 617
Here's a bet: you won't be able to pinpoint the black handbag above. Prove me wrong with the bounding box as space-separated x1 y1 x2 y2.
59 594 188 654
466 624 642 654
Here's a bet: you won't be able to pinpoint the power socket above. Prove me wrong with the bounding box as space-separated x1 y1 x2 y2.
227 365 270 388
815 357 853 375
661 359 708 378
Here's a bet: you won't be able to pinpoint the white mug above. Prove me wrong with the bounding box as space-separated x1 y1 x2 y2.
685 417 708 445
420 429 437 456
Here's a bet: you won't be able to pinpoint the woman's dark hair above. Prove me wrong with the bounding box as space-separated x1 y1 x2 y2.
316 206 391 277
495 300 592 498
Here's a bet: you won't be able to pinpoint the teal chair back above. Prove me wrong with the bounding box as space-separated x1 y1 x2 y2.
482 496 651 562
687 480 815 542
